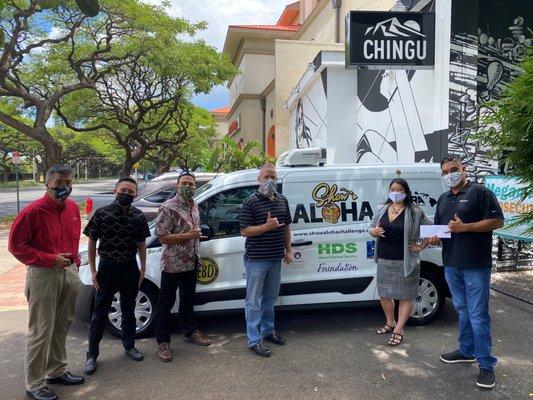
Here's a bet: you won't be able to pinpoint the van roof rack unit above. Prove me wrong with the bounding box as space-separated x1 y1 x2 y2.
277 148 327 167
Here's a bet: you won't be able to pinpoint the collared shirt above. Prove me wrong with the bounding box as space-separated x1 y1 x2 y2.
239 191 291 261
8 195 81 268
434 181 504 268
83 201 151 264
155 194 200 273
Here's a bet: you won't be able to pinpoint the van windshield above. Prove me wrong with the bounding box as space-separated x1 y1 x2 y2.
194 183 212 197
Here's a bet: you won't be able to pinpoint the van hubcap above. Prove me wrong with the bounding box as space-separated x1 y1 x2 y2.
411 278 438 319
108 291 153 332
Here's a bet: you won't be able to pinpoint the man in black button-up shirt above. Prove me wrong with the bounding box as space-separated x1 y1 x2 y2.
83 178 151 374
431 156 503 390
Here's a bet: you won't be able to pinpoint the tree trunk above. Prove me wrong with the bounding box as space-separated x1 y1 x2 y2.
2 168 9 183
122 146 146 177
121 158 134 178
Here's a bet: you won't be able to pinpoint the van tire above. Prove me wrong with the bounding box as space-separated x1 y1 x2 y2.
104 281 158 339
407 268 446 326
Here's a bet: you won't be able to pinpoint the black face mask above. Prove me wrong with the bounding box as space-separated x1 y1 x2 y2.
116 193 135 207
49 185 72 201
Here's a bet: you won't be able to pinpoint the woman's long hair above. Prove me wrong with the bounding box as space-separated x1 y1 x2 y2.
384 178 414 208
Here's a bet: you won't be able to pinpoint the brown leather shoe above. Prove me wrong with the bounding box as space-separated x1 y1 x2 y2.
185 330 212 346
157 342 173 362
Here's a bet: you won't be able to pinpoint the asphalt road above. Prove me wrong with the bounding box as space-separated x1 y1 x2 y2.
0 293 531 400
0 180 116 216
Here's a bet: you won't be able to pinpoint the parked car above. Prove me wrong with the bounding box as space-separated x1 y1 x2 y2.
85 172 221 221
76 150 449 338
150 171 220 182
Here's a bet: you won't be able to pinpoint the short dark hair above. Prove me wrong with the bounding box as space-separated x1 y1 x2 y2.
440 155 462 166
385 178 414 208
115 177 138 189
45 165 72 183
177 170 195 184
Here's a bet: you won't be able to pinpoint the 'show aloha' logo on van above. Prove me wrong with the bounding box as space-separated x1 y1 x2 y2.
292 182 373 225
312 183 358 224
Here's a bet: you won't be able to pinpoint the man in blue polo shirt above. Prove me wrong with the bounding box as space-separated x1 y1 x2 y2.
240 163 292 357
430 156 503 390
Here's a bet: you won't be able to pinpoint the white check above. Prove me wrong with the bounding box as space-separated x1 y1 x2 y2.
420 225 451 238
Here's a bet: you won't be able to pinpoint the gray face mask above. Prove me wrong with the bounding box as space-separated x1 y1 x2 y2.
259 179 276 197
443 172 463 188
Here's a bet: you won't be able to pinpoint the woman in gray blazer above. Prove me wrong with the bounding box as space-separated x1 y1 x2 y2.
369 178 432 346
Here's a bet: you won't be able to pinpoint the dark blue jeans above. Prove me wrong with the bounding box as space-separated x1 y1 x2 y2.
444 266 497 370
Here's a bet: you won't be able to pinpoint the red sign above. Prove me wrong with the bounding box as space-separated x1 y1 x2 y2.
227 115 241 137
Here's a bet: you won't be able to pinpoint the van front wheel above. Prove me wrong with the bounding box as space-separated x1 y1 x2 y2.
408 268 445 326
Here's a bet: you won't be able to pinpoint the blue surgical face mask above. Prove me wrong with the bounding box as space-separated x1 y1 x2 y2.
389 192 406 203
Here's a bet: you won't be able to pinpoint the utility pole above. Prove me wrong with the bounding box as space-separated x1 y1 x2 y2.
12 151 21 213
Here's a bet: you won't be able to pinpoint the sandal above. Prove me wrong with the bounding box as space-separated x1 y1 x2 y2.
376 324 396 335
388 331 404 346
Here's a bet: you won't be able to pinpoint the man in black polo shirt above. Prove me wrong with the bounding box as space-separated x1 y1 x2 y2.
240 163 292 357
83 177 151 374
430 156 503 389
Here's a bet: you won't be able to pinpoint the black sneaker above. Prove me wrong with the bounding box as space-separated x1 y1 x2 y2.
476 368 495 389
440 350 476 364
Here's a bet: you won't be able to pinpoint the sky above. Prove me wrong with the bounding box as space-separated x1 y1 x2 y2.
143 0 292 111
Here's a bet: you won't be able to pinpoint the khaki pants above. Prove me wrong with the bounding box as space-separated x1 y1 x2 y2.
24 265 81 391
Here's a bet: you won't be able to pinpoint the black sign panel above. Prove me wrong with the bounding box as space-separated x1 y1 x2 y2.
346 11 435 70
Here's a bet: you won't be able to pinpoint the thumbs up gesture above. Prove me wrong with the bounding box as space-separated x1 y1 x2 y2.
265 212 284 231
448 213 467 233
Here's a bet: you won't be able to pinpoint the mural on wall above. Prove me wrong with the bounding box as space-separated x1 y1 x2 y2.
354 68 448 164
449 0 532 178
292 70 328 150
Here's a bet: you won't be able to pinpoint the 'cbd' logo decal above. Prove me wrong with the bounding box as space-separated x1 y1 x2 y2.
197 258 218 285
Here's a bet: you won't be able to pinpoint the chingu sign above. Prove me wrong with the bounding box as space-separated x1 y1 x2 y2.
346 11 435 69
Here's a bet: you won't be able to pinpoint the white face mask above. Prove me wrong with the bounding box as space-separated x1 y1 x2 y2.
443 172 463 188
388 192 406 203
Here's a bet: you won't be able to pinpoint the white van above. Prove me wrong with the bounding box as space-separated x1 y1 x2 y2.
75 151 449 338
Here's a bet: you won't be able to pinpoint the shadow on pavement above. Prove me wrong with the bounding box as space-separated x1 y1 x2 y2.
0 296 532 400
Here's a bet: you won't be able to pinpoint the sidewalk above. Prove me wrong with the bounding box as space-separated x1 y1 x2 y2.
0 227 88 311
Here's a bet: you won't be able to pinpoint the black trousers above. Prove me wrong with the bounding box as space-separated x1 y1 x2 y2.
155 269 198 344
87 258 140 358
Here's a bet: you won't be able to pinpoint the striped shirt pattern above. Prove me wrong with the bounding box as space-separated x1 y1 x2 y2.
239 192 291 260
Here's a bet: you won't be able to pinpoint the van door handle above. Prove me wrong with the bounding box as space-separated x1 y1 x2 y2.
291 240 313 247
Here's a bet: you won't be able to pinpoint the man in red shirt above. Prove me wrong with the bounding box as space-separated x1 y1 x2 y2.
9 165 85 400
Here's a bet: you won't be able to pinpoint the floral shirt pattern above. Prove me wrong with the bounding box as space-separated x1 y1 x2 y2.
155 194 200 273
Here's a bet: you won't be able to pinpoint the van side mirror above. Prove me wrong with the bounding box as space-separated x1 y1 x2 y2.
200 224 214 241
